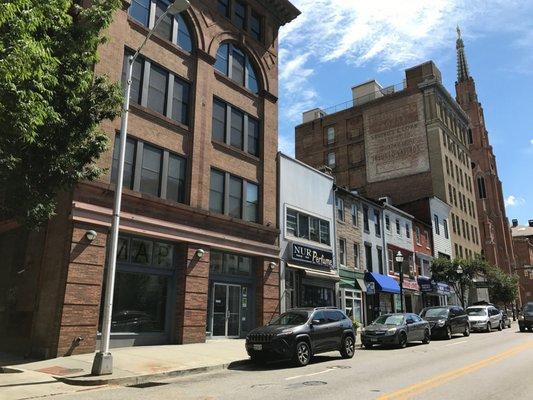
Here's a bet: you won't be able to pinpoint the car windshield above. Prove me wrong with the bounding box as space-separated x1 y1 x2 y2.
373 315 405 326
269 311 309 326
467 308 487 316
420 308 448 318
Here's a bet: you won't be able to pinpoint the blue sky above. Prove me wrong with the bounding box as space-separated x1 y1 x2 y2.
277 0 533 224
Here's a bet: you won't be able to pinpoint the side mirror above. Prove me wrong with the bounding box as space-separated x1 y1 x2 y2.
406 319 414 325
311 319 320 325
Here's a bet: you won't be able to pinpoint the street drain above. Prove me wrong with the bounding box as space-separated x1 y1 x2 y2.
328 365 351 370
302 381 327 386
129 382 170 389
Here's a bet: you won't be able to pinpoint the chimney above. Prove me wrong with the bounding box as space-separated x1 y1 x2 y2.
302 108 326 123
529 220 533 228
405 61 442 89
352 80 384 106
512 219 518 227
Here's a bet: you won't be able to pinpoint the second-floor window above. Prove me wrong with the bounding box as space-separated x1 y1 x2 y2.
395 219 401 235
405 223 411 238
327 127 335 144
122 50 190 125
215 43 259 94
443 219 449 239
212 98 260 156
209 169 259 222
128 1 192 52
339 238 346 265
354 243 360 269
111 136 186 203
363 205 369 232
415 226 421 244
327 152 336 168
286 208 330 245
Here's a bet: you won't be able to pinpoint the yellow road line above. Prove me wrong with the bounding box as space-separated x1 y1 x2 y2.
377 341 533 400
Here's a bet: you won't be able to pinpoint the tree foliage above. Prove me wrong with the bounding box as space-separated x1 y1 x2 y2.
0 0 122 227
484 265 519 306
431 257 519 307
431 257 487 307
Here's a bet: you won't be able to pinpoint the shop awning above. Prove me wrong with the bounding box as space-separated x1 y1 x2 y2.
365 272 401 294
286 263 340 281
340 277 367 292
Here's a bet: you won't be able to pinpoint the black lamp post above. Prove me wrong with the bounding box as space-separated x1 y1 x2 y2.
395 251 404 313
456 264 464 307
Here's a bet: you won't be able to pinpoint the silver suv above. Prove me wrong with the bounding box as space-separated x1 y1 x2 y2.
466 305 503 332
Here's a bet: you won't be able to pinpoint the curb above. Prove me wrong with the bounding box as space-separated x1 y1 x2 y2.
54 359 251 387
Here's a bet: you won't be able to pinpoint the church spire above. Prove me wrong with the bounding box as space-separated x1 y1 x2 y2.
456 25 470 82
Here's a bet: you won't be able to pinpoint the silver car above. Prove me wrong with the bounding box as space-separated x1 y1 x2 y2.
466 305 503 332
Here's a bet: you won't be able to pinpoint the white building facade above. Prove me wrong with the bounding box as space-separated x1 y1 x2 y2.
278 153 338 313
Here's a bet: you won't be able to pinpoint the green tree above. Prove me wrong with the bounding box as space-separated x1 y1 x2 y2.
0 0 122 227
430 257 487 308
485 265 519 307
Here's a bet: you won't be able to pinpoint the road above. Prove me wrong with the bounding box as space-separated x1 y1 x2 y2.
53 327 533 400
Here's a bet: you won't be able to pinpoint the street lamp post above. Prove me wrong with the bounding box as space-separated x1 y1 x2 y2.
456 264 464 307
395 251 404 313
91 0 190 376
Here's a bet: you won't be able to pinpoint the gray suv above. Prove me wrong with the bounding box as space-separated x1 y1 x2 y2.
466 305 503 332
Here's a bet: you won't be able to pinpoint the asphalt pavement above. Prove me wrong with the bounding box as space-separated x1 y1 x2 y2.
39 327 533 400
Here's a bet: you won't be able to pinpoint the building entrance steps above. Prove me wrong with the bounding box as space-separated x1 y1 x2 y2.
1 339 249 388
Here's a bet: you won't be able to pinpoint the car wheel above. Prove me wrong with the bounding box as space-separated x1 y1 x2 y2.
294 341 311 367
498 321 503 331
463 324 470 337
445 326 452 340
340 335 355 359
422 329 431 344
362 341 373 349
398 332 407 349
486 322 492 333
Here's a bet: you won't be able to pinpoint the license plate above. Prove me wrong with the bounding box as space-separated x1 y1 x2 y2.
371 338 378 343
253 344 262 351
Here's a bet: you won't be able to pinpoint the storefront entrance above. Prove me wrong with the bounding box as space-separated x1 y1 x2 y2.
211 283 241 338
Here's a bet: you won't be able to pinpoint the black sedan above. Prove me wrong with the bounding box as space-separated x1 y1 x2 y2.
420 305 470 339
361 313 431 348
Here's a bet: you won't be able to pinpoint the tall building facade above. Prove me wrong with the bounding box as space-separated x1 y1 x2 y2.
511 220 533 303
0 0 299 358
454 27 515 273
295 61 481 260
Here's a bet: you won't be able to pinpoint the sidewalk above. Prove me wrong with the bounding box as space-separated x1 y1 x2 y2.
0 340 249 399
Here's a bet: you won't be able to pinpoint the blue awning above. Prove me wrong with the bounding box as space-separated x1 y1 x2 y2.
365 272 401 294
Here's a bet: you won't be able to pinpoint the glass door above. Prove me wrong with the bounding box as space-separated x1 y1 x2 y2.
211 283 241 338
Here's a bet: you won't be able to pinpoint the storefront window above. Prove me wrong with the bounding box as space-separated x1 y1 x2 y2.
153 242 173 267
302 285 334 307
344 289 362 323
210 250 253 276
111 272 168 332
131 238 153 265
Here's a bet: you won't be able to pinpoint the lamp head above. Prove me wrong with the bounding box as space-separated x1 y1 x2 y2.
167 0 190 15
195 248 205 259
395 251 404 263
456 265 463 274
85 230 97 241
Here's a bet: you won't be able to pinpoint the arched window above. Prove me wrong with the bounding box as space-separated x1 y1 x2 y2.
129 0 193 52
215 43 259 94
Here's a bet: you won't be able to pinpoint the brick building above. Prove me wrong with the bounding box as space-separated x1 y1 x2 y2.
0 0 299 358
454 27 515 274
511 220 533 303
294 61 481 260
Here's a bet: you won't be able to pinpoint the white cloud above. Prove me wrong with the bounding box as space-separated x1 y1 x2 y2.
504 195 526 207
530 139 533 145
278 0 532 153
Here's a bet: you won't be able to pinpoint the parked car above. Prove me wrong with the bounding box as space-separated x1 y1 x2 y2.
420 305 470 339
361 313 431 349
518 302 533 332
501 310 512 329
466 305 503 332
245 307 356 367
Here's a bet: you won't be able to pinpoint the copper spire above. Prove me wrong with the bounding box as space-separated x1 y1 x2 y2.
456 25 470 82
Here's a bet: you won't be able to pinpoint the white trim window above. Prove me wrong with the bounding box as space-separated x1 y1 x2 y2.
339 238 346 266
286 208 330 246
327 152 336 168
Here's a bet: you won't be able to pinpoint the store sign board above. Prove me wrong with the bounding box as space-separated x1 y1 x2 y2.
291 243 333 268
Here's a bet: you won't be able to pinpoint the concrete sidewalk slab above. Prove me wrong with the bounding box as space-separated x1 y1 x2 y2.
3 339 250 392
